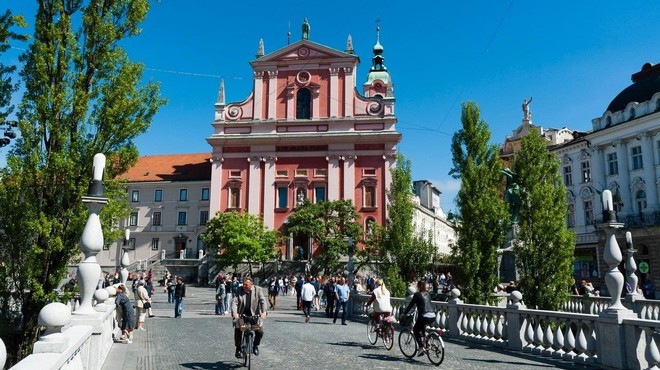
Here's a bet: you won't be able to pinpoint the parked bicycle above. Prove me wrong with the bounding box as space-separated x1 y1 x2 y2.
238 314 261 369
366 306 395 350
398 312 445 365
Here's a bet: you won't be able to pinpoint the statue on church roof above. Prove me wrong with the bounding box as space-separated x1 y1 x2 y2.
522 97 533 121
302 18 310 40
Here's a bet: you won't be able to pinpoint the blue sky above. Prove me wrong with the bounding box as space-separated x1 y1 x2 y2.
3 0 660 212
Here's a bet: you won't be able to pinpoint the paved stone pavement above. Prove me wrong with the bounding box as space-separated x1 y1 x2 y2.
102 285 588 370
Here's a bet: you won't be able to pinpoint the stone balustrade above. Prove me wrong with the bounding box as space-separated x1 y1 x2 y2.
353 289 660 369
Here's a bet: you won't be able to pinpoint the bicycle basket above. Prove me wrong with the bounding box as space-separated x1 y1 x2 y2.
400 313 415 326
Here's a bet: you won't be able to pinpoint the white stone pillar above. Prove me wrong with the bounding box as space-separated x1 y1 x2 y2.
248 156 262 215
267 70 278 119
286 86 294 119
574 194 586 231
312 86 320 119
263 156 277 229
343 67 354 117
615 140 632 216
642 133 658 211
209 156 223 217
76 153 107 316
343 155 356 203
253 71 264 120
329 67 340 118
383 154 397 219
327 155 341 201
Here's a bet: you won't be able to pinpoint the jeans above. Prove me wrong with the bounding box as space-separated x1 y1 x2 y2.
216 298 225 314
334 300 348 323
302 300 312 317
168 290 175 303
174 297 184 317
224 293 232 314
325 298 336 318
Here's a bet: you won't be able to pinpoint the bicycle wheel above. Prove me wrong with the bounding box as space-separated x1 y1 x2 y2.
243 333 252 369
426 333 445 366
382 323 394 350
367 319 378 345
398 329 417 359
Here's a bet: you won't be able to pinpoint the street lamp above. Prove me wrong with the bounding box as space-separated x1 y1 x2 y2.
0 120 18 148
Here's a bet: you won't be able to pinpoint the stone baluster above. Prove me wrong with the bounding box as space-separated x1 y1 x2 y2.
625 231 641 298
1 337 5 370
563 320 577 361
575 322 589 362
552 320 566 358
600 190 626 311
120 229 130 285
543 322 554 356
524 318 535 351
645 328 660 368
34 303 70 353
75 153 108 316
533 319 544 353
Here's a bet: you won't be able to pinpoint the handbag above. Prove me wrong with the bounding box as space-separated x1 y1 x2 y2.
143 301 151 309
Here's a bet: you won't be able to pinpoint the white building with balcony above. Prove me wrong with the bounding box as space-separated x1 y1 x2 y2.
412 180 455 256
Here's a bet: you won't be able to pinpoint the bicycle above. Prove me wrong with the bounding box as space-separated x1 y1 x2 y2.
398 312 445 366
366 306 395 350
237 314 261 369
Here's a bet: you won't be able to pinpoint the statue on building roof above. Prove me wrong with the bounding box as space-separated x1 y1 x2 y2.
302 18 310 40
522 97 533 121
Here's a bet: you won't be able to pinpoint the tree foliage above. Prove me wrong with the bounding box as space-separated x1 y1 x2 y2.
286 199 361 274
0 10 27 123
201 211 279 277
0 1 164 365
449 101 508 304
511 132 575 310
376 154 436 296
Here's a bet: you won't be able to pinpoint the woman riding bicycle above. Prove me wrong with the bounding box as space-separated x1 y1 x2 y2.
403 280 437 356
365 278 392 325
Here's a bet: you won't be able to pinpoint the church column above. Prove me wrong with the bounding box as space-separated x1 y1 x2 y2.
329 67 340 118
267 70 278 119
253 71 264 120
642 132 659 211
286 85 295 119
326 155 341 201
615 139 632 216
383 154 397 220
343 67 354 117
262 156 277 229
343 155 357 203
312 86 320 119
247 156 261 215
209 156 223 217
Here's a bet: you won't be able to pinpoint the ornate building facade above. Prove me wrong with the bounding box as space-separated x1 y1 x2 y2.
207 22 401 260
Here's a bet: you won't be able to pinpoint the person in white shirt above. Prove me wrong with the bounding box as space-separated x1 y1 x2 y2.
365 279 392 326
300 276 317 323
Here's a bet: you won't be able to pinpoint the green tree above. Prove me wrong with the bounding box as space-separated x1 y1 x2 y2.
201 211 279 277
377 154 436 297
511 132 575 310
286 199 361 274
449 101 508 304
0 1 164 365
0 10 26 125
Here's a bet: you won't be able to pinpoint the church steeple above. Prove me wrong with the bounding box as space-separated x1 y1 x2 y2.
364 23 394 98
345 34 354 55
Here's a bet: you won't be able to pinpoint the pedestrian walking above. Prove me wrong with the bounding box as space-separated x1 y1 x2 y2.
268 276 279 310
216 276 226 315
174 276 186 318
324 277 337 318
167 277 176 303
334 276 350 325
301 277 316 323
135 280 151 330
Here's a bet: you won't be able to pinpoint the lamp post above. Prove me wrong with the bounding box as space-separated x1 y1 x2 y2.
120 229 130 285
346 236 355 318
0 120 18 148
75 153 108 316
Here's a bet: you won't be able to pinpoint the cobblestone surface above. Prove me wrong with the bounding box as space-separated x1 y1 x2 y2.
103 285 586 370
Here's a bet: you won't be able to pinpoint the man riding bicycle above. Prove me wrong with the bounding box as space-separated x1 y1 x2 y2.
403 280 437 356
231 276 267 358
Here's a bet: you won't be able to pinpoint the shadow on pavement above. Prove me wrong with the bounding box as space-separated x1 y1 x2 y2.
358 353 407 363
180 361 242 369
327 341 375 350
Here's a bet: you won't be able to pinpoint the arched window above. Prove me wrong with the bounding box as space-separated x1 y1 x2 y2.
606 116 612 127
365 217 377 236
296 89 311 119
630 107 636 119
636 190 647 215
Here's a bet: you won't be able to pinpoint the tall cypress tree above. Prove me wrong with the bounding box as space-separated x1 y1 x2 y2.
511 132 575 310
0 1 165 364
450 101 508 304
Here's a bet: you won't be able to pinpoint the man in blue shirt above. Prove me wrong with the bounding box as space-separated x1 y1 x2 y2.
334 276 351 325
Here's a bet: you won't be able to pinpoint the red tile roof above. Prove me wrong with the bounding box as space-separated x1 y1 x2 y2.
119 153 211 182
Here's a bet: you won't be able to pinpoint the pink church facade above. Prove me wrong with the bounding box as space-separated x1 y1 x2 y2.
207 22 401 259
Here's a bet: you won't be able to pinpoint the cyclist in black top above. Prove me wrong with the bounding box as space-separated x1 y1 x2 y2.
403 280 437 356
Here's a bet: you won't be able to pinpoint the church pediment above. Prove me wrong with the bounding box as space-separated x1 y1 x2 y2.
251 40 358 65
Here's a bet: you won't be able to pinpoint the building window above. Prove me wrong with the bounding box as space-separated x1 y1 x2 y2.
631 146 643 170
154 189 162 202
229 187 240 209
229 170 241 178
315 186 326 203
363 168 377 177
606 116 612 127
126 238 136 250
153 211 161 226
151 238 159 251
200 210 209 225
276 170 288 177
364 186 376 208
567 204 575 228
636 190 647 216
277 186 288 209
365 217 377 236
131 190 139 202
584 200 593 225
630 107 636 119
563 165 573 186
179 189 188 201
296 88 311 119
295 169 308 177
129 212 138 226
177 212 187 225
314 169 327 177
607 153 618 175
201 188 210 201
581 161 591 183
